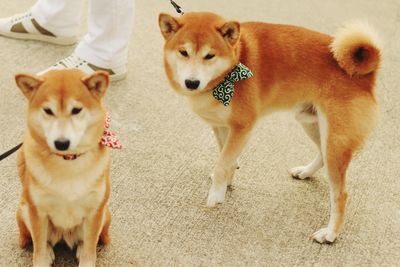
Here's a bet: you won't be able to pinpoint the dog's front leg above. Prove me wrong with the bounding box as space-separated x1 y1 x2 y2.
78 209 104 267
207 125 252 207
212 126 228 151
212 127 239 175
29 208 54 267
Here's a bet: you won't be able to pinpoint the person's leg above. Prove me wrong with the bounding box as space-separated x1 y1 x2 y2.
0 0 81 45
75 0 135 70
31 0 84 37
38 0 134 81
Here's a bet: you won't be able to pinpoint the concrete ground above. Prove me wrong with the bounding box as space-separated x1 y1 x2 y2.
0 0 399 266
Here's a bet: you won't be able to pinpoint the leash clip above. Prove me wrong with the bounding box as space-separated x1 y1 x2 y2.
170 0 184 15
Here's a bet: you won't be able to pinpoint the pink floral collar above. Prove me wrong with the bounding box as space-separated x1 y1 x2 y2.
57 112 122 161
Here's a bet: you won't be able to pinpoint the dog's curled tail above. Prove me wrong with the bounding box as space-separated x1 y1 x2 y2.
331 22 382 76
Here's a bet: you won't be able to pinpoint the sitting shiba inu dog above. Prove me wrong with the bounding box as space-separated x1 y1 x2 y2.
159 12 381 243
15 69 112 266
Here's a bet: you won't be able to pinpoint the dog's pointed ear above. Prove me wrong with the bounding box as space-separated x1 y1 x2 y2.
159 13 181 40
15 74 44 99
219 21 241 46
82 71 109 99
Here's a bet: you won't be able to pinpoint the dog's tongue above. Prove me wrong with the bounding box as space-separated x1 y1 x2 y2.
63 154 78 160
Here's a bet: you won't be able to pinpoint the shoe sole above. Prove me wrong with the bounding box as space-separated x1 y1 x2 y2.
109 72 127 82
38 68 127 82
0 31 77 45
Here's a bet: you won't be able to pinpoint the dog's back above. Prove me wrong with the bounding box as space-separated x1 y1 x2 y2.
238 21 381 111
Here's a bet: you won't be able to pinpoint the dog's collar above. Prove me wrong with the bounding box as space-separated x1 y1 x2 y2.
54 112 122 161
101 112 122 149
212 63 253 106
55 153 84 161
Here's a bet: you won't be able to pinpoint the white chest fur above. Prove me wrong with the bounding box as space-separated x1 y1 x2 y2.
26 152 108 230
188 93 232 127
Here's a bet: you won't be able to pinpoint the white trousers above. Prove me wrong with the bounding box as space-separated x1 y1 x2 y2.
31 0 134 68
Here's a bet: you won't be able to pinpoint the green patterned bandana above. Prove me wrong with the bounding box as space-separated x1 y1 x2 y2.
212 63 253 106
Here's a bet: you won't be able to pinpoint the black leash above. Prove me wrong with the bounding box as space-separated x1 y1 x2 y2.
170 0 184 15
0 142 22 161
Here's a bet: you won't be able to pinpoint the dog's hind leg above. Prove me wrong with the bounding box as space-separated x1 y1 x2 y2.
311 110 354 243
16 204 31 248
99 206 111 245
207 124 253 207
290 106 323 179
290 122 323 179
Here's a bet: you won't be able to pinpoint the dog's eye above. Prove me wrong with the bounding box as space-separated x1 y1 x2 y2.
71 107 82 115
179 50 189 57
43 108 54 116
204 54 215 60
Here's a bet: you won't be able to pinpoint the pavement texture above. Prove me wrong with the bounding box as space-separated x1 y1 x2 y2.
0 0 399 266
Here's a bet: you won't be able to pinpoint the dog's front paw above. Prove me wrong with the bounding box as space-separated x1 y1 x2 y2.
290 165 314 180
207 184 227 207
76 243 82 259
211 164 238 186
48 245 55 264
77 244 96 267
33 244 55 267
79 261 95 267
312 227 337 243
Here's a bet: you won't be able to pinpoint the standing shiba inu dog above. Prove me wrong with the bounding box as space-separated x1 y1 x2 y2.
159 12 381 243
15 69 112 266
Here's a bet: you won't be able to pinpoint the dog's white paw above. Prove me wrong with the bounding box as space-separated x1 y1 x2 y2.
77 244 96 267
211 165 238 186
79 261 95 267
207 184 227 207
312 227 337 243
33 262 51 267
290 165 314 179
48 245 55 263
33 244 55 267
76 243 82 259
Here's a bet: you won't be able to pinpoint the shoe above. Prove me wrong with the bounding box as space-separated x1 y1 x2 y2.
38 54 127 82
0 11 77 45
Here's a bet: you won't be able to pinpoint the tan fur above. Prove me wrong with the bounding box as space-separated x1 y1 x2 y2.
15 69 111 266
331 21 381 76
159 12 381 243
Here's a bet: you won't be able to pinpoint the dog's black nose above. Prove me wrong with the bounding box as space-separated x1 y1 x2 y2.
54 139 70 151
185 79 200 90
